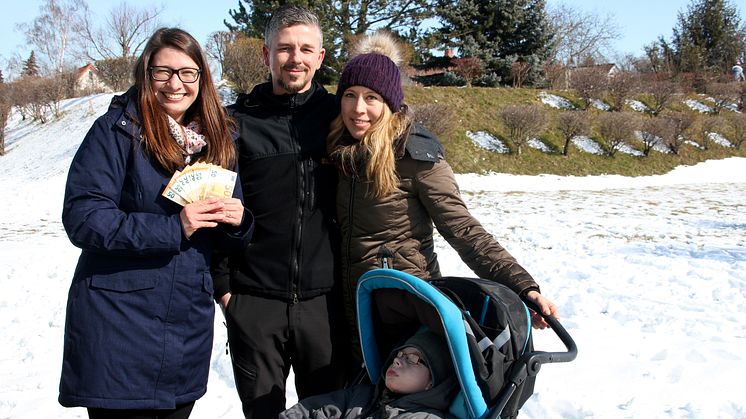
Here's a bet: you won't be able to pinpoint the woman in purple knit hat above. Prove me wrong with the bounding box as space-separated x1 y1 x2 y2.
327 31 561 364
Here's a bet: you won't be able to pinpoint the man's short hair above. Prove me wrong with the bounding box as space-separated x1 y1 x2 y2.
264 5 323 47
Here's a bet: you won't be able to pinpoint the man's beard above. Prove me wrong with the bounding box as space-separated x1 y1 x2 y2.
278 66 309 94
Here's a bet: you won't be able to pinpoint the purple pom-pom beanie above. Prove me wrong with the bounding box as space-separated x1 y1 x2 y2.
336 53 404 111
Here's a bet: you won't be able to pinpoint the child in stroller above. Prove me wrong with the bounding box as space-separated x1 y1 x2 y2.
281 269 577 419
280 329 459 418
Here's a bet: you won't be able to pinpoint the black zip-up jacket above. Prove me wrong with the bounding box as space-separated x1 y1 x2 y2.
212 81 340 302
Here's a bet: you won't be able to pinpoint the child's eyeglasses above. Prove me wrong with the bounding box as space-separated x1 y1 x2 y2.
395 351 428 367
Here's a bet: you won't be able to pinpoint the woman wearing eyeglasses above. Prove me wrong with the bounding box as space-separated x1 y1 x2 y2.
280 329 458 419
58 28 253 419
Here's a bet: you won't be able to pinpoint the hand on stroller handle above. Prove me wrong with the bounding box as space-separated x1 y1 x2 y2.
522 298 578 365
522 289 559 329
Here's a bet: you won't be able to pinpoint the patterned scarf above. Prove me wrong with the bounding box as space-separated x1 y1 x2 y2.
167 115 207 164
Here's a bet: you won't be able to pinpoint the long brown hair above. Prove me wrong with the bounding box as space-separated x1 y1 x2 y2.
327 105 410 198
133 27 235 173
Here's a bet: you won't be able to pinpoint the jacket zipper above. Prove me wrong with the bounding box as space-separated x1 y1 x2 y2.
344 178 356 300
290 94 304 302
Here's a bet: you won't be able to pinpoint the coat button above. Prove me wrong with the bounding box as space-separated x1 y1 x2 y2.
121 121 126 126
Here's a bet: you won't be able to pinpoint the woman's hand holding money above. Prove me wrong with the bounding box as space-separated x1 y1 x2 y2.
219 197 245 227
180 198 245 238
180 198 225 238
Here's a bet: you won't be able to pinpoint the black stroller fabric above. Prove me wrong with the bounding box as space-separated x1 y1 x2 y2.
431 276 536 417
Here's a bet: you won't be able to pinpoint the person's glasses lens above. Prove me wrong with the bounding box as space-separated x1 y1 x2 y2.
397 351 425 366
151 67 173 81
178 69 200 83
150 67 200 83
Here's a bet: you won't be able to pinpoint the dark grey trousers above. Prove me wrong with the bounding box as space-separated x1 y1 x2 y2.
224 292 349 419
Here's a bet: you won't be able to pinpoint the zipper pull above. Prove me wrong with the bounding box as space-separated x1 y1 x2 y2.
378 246 393 269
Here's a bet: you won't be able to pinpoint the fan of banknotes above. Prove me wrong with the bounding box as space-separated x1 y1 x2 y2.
162 163 237 206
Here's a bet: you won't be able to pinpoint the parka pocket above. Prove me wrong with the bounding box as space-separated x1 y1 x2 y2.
89 274 157 292
201 272 214 295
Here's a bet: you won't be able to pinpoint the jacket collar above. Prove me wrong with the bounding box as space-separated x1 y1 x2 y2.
109 86 142 140
237 80 329 111
403 123 444 163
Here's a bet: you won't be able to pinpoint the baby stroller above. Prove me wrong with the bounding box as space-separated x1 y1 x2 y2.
356 269 577 419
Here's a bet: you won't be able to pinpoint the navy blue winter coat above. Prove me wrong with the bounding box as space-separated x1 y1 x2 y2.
58 88 253 409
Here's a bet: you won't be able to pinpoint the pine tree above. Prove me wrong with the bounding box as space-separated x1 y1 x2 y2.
22 51 40 77
223 0 436 81
224 0 259 37
435 0 552 85
671 0 746 74
0 70 4 84
224 0 333 39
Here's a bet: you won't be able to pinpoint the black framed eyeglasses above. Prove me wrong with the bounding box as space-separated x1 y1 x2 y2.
395 351 428 367
148 66 201 83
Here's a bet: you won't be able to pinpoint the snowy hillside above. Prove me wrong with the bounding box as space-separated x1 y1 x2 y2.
1 93 745 418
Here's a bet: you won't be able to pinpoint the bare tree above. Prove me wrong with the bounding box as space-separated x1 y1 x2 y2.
546 4 621 66
596 112 639 156
10 76 55 123
17 0 86 74
569 67 608 108
556 111 588 156
206 31 238 79
644 75 680 116
511 60 532 88
410 103 456 139
606 71 639 112
451 57 482 88
223 36 268 94
0 81 9 155
75 1 163 61
661 111 695 154
0 102 7 155
95 57 135 91
639 117 673 156
694 115 725 150
704 82 740 115
500 104 547 155
543 63 565 90
725 113 746 149
642 39 675 75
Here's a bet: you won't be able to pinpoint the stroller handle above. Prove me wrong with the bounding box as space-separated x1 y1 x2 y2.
488 301 578 419
524 300 578 369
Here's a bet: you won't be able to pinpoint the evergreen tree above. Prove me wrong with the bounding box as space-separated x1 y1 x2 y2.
223 0 435 80
224 1 339 45
224 0 341 82
22 51 40 77
0 70 4 84
435 0 552 85
671 0 746 74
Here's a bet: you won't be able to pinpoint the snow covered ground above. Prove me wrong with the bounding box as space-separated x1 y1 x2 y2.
1 93 745 418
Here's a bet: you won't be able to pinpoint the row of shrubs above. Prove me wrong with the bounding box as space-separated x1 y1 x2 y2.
411 101 746 158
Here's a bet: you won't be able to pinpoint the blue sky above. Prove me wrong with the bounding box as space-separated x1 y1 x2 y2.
1 0 741 73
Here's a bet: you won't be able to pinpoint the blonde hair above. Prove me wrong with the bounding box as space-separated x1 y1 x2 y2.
328 105 411 198
328 30 412 197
